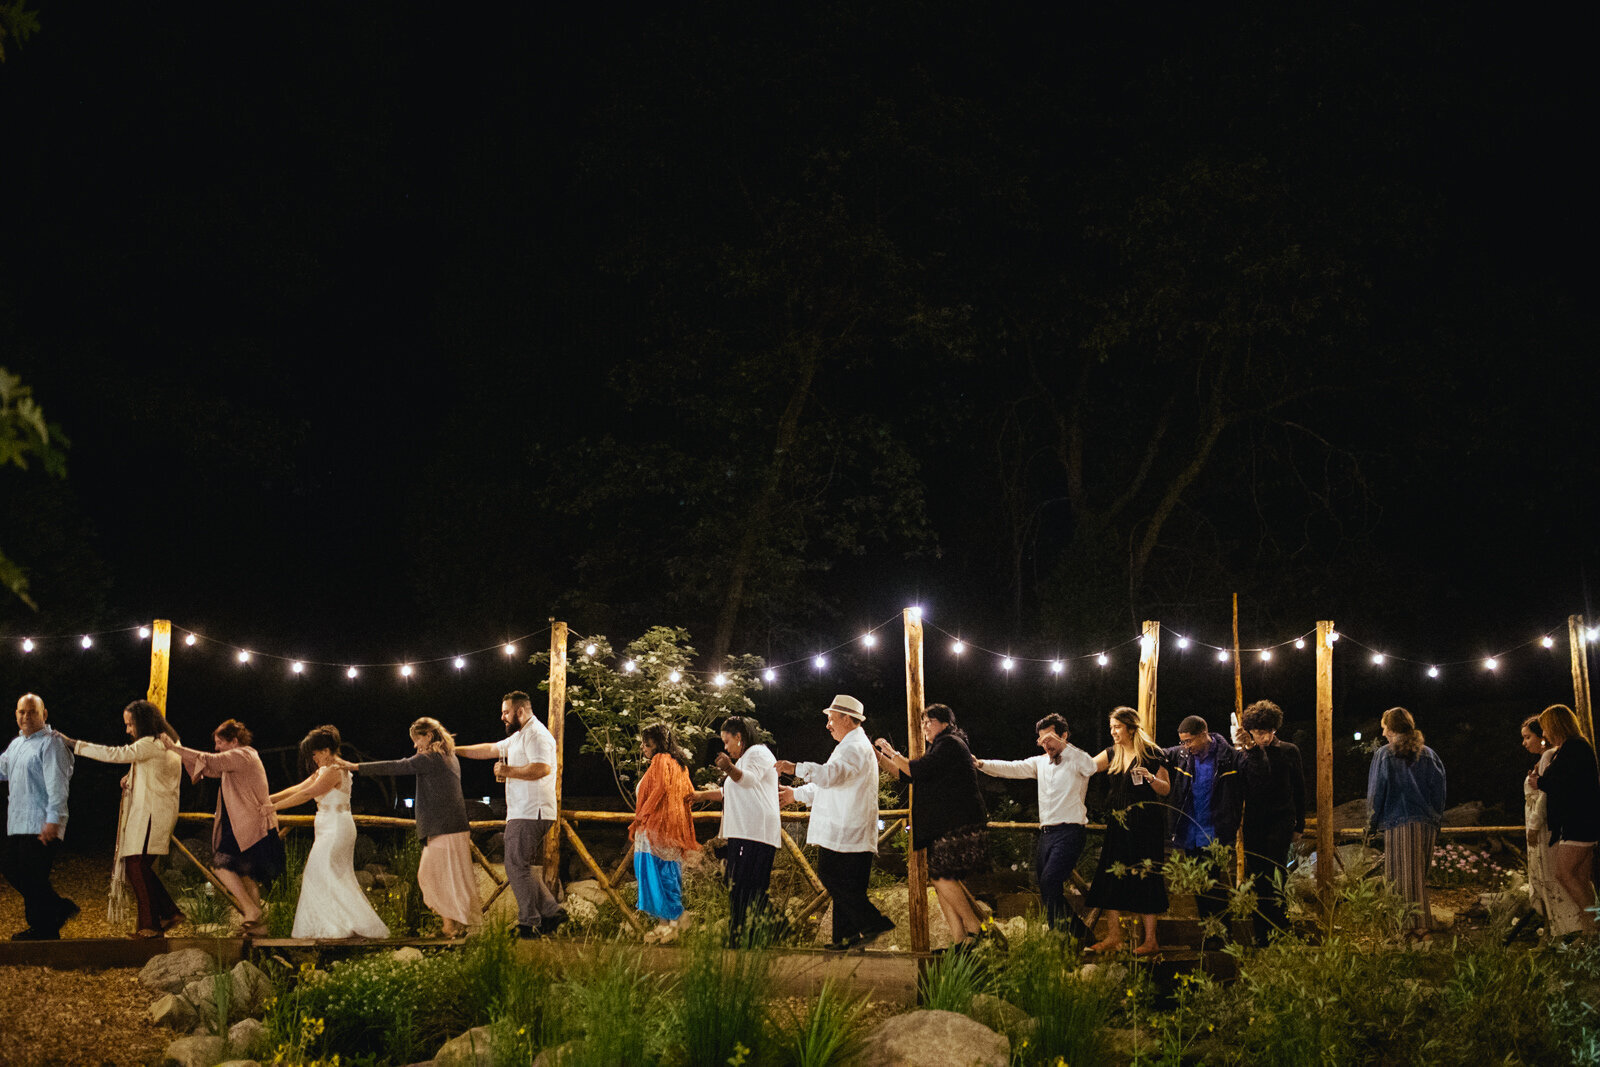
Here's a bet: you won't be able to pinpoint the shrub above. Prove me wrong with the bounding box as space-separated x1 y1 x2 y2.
988 924 1114 1066
673 928 775 1065
776 977 872 1067
549 947 672 1066
918 944 991 1014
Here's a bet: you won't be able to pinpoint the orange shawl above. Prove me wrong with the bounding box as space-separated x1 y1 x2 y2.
628 753 700 853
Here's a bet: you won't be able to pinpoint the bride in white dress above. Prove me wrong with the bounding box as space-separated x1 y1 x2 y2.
270 725 390 940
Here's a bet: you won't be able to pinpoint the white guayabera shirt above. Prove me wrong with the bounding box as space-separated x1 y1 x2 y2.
791 726 879 853
720 743 780 848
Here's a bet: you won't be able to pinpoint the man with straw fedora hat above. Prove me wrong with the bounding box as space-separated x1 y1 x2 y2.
778 694 895 950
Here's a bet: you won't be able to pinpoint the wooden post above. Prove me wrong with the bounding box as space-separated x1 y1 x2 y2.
544 621 568 895
147 620 172 714
1569 615 1595 744
1231 594 1243 719
904 607 929 953
1137 620 1160 739
1315 621 1336 903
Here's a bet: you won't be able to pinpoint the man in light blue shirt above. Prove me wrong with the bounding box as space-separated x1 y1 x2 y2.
0 692 78 939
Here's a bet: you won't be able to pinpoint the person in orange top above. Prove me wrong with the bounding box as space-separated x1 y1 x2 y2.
629 723 700 925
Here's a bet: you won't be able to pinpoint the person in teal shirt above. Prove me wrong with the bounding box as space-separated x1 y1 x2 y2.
0 693 78 939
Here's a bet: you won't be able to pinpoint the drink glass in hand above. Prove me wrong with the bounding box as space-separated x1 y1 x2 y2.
494 761 507 784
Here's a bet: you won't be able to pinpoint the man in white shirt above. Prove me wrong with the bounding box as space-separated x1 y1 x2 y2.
691 715 780 943
458 691 561 938
777 694 893 950
976 713 1096 941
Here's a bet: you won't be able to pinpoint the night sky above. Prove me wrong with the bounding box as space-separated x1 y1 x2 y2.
1 3 1594 829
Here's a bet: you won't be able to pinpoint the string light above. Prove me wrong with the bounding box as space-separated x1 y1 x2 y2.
763 669 776 683
1051 660 1064 674
1216 650 1229 662
347 667 359 679
185 633 197 646
951 640 966 655
291 661 305 674
81 635 93 649
1176 636 1189 649
1483 658 1498 671
138 626 151 639
1001 658 1015 671
237 650 252 663
1295 639 1306 650
1371 653 1385 665
585 643 598 656
454 657 466 670
668 670 682 683
1428 666 1439 678
503 643 517 656
1354 731 1362 741
1542 635 1555 648
1097 653 1108 667
713 673 727 687
908 606 923 620
813 655 827 670
622 660 636 673
400 664 413 677
1329 631 1340 643
1588 628 1599 643
1260 650 1272 662
21 638 33 653
861 633 877 648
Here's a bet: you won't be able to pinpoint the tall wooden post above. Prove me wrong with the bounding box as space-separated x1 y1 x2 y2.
903 608 929 953
1315 620 1336 902
544 620 568 895
1137 620 1160 738
147 620 172 714
1231 594 1243 719
1568 615 1595 744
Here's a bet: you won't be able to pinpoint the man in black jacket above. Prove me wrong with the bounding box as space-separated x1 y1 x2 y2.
1164 715 1244 949
1239 700 1306 946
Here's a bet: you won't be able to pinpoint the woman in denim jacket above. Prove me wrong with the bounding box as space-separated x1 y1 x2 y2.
1367 707 1446 935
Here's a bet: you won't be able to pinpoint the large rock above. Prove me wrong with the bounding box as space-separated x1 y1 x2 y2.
228 1017 268 1059
148 992 199 1031
183 961 271 1029
1441 801 1484 827
1291 843 1382 892
392 946 424 963
355 869 376 889
230 960 273 1014
1329 798 1370 829
533 1039 583 1066
216 1061 263 1067
566 880 610 907
434 1025 500 1066
373 873 400 889
164 1034 227 1067
140 949 222 994
967 994 1029 1036
852 1010 1008 1067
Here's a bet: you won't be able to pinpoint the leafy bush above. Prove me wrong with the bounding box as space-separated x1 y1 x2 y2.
549 947 672 1066
988 924 1115 1066
918 944 991 1013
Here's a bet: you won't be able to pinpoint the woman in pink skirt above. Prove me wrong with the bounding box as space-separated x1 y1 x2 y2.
342 717 479 938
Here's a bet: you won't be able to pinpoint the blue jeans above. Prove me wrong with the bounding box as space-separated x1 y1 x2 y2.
1037 824 1091 940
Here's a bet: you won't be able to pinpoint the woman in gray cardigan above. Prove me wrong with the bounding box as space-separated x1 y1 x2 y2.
340 717 478 938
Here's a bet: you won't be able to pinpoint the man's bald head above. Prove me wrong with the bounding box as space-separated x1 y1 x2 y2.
15 693 46 735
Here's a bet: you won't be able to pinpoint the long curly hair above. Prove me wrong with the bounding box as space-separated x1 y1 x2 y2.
1381 707 1425 760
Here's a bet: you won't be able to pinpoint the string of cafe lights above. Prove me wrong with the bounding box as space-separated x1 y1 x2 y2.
7 610 1594 686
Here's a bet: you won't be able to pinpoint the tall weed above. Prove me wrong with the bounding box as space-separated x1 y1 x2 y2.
990 926 1114 1066
776 978 872 1067
918 945 991 1013
264 832 310 938
553 947 671 1066
674 927 774 1066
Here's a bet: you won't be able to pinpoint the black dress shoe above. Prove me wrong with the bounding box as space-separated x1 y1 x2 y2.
540 909 567 934
58 900 80 922
11 928 60 941
515 924 541 940
823 938 852 952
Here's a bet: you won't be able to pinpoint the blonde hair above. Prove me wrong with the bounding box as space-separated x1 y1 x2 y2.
410 716 456 756
1539 704 1584 747
1381 707 1424 760
1107 705 1159 774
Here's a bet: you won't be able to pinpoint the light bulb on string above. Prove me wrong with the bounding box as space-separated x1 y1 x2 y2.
1354 731 1362 741
814 655 827 670
1328 631 1340 643
861 633 876 648
585 643 598 656
713 673 727 687
503 643 517 656
138 626 151 640
908 606 923 620
237 650 252 663
1001 658 1015 672
185 633 197 646
346 667 359 679
291 662 305 675
1259 650 1272 662
1216 650 1229 662
400 664 413 678
951 640 966 655
21 638 34 653
668 670 682 683
763 669 775 683
1295 639 1306 650
1051 660 1064 674
454 657 466 670
1588 628 1599 643
1484 658 1498 671
1097 653 1108 667
1427 666 1439 678
1176 636 1189 649
1542 636 1555 649
622 660 636 673
1371 653 1385 665
81 635 93 649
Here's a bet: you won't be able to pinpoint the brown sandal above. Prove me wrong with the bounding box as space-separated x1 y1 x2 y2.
131 928 164 939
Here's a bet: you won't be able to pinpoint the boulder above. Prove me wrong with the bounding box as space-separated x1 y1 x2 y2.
851 1010 1008 1067
1104 1027 1157 1061
352 834 378 867
373 873 400 889
1329 798 1370 830
140 949 222 994
355 869 376 889
148 992 199 1031
1441 801 1484 827
967 994 1030 1036
164 1034 226 1067
566 880 610 907
227 1017 267 1058
435 1025 499 1066
533 1039 583 1066
230 960 273 1014
392 946 425 963
1291 843 1381 891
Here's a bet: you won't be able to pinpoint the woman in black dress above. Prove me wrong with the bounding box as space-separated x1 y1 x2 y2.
875 703 991 950
1532 703 1600 937
1086 706 1171 955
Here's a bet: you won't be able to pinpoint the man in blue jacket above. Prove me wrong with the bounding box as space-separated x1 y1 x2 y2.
1165 714 1244 949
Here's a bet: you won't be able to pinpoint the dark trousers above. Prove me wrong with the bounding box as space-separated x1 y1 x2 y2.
816 847 890 943
725 838 776 937
1243 826 1294 945
1180 844 1233 927
124 853 182 931
1 835 75 934
1037 824 1092 940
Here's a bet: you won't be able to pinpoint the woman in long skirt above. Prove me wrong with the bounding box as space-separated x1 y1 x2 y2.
1531 703 1600 937
342 717 478 938
164 719 285 935
1366 707 1446 936
1521 715 1584 937
628 723 699 927
60 700 184 937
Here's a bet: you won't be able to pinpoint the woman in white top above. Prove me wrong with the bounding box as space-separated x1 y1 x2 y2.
270 725 389 940
692 715 780 943
60 699 184 938
1521 715 1584 938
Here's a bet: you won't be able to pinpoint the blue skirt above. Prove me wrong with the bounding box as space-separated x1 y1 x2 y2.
635 851 684 921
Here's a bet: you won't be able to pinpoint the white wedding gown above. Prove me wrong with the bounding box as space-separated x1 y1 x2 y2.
292 767 390 939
